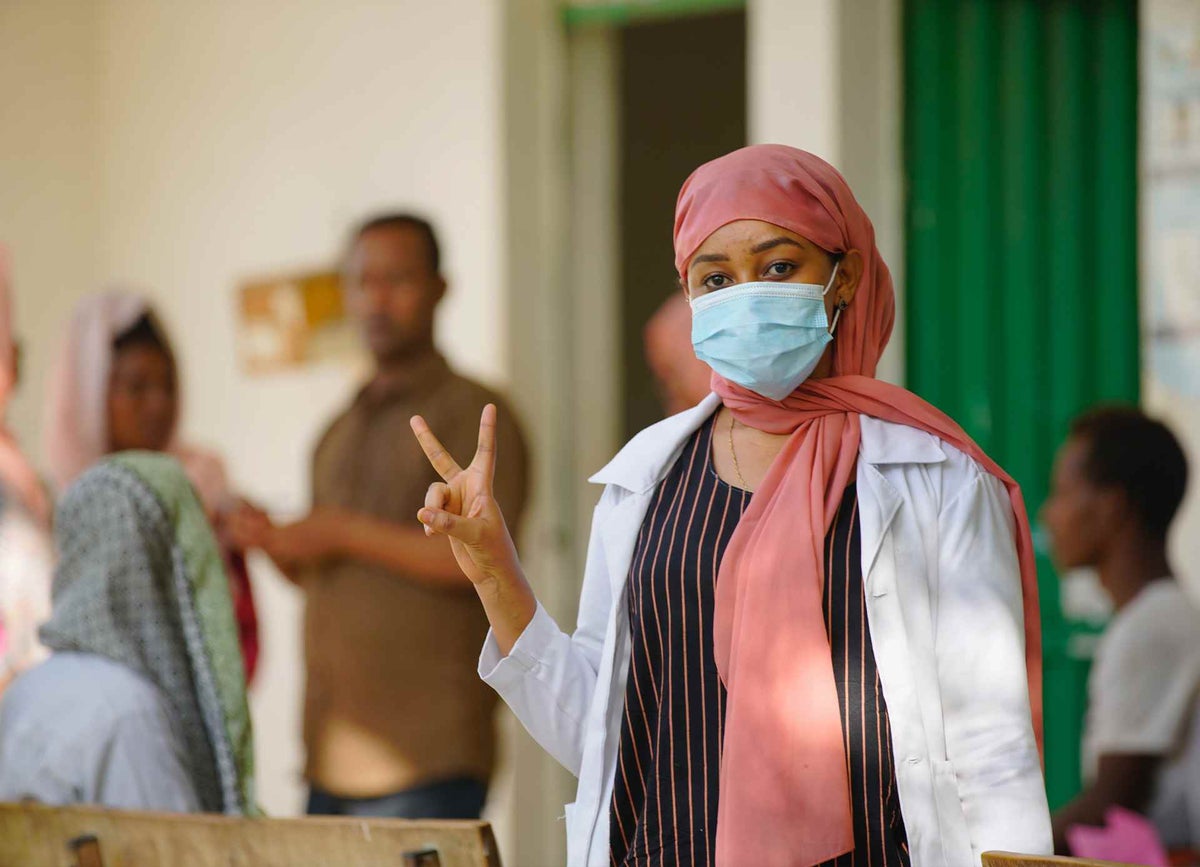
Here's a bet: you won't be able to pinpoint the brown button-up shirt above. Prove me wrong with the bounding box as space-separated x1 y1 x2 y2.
303 352 529 797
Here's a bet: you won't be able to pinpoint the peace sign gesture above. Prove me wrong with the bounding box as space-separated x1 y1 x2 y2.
410 404 522 589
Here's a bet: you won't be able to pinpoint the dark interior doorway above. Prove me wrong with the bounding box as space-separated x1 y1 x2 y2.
618 10 747 439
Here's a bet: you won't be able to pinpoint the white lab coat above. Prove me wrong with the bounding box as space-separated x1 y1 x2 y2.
480 394 1052 866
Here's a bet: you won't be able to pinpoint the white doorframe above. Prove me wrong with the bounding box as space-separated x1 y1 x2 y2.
565 24 623 565
499 3 601 865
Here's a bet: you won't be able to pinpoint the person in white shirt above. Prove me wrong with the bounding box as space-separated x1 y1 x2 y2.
409 145 1051 867
1044 406 1199 852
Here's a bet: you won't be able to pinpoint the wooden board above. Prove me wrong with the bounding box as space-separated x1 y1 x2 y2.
0 803 501 867
982 851 1137 867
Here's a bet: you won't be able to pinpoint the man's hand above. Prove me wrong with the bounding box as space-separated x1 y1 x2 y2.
226 502 343 584
225 501 273 551
260 508 344 568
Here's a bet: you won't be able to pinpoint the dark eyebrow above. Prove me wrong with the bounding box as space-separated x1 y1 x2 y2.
689 252 730 267
750 236 806 254
689 236 805 271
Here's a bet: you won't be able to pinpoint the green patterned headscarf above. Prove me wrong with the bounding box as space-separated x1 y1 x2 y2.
40 452 256 815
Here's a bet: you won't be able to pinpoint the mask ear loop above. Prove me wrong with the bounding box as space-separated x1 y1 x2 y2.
824 258 847 335
830 299 849 334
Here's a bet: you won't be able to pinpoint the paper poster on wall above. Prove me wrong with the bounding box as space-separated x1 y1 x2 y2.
1147 181 1200 394
1145 0 1200 396
236 269 359 374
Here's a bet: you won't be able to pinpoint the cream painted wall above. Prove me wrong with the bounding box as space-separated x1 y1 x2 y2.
94 0 506 510
4 0 510 822
0 0 99 465
748 0 840 161
90 0 507 819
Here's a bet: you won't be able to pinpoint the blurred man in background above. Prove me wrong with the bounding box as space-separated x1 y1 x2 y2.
1044 406 1200 853
233 213 528 820
643 291 711 417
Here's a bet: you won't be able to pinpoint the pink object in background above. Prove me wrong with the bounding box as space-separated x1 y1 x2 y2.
1067 806 1170 865
0 245 50 527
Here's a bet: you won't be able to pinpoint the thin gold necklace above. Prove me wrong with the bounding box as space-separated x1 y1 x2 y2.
728 415 750 490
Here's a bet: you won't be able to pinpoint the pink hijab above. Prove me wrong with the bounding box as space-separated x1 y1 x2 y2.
43 292 229 515
674 145 1043 867
0 247 50 526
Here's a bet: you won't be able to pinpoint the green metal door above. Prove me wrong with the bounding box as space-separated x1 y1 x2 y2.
904 0 1139 808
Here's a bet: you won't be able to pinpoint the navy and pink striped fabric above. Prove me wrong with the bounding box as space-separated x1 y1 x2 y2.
609 416 910 867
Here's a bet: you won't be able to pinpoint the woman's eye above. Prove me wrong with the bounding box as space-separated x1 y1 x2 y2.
703 274 732 290
766 261 795 278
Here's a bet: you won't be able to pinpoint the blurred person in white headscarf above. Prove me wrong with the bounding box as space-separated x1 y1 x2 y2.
42 291 259 680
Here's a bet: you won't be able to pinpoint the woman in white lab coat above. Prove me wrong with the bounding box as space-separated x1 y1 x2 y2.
411 145 1052 867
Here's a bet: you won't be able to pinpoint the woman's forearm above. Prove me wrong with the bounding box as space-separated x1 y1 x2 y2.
474 568 538 656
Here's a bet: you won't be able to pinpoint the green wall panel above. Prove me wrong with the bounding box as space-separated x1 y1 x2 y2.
904 0 1139 810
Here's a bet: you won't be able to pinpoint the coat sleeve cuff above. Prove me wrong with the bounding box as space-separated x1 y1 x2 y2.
478 601 558 686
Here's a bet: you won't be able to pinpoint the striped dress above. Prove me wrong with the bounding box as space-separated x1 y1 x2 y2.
609 416 910 867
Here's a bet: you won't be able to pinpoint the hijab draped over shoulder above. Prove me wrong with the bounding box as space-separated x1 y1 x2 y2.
673 145 1043 867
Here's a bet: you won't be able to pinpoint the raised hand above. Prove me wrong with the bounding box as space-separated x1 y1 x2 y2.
410 404 522 589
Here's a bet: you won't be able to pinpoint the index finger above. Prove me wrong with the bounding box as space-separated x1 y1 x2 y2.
410 415 464 481
470 404 498 485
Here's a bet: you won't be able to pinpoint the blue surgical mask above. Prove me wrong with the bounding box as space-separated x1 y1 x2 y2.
690 262 842 401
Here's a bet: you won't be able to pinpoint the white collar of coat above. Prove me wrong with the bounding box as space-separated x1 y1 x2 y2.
589 391 947 494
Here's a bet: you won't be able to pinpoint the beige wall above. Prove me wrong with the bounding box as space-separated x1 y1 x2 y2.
0 0 99 463
2 0 509 822
94 0 506 509
97 0 508 820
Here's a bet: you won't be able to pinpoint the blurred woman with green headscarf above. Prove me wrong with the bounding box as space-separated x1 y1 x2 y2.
0 452 255 814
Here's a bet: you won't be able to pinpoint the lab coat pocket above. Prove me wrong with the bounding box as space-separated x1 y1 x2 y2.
931 760 973 867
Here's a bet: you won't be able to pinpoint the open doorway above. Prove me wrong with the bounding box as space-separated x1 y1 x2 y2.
561 1 747 559
617 10 747 438
496 5 746 865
